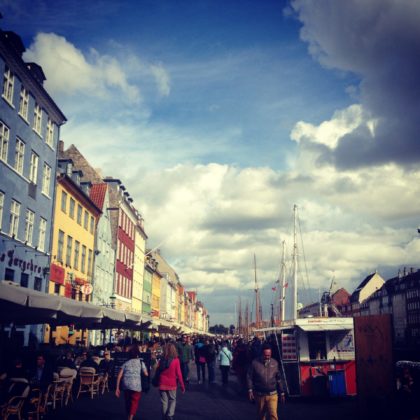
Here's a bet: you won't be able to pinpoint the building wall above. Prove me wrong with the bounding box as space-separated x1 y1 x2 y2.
91 188 114 307
132 227 146 313
47 176 98 345
151 269 161 317
359 273 385 303
142 266 152 314
0 32 65 346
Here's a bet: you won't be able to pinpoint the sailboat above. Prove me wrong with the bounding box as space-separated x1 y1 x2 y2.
256 205 357 398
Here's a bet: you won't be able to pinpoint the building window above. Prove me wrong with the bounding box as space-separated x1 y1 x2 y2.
29 151 39 184
38 217 46 252
24 209 35 245
0 191 3 229
46 118 54 147
0 121 10 162
20 273 29 288
42 163 51 196
66 198 74 220
89 215 94 234
57 229 64 262
9 199 20 238
54 283 60 295
14 138 25 175
61 191 67 213
87 249 93 276
77 204 82 225
34 277 42 291
66 235 73 266
81 245 86 273
84 210 88 230
33 104 42 135
5 268 14 281
74 241 80 270
2 66 14 104
18 87 29 120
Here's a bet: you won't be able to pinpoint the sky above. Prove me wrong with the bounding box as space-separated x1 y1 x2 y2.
2 0 420 325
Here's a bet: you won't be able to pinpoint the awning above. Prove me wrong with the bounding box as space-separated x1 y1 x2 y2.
0 281 148 331
297 324 351 332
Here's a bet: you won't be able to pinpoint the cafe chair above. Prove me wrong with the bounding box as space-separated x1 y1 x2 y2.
59 368 77 405
1 379 30 420
99 372 110 394
77 367 100 399
26 387 42 420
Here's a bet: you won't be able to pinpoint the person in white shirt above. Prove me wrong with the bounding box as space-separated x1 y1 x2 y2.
218 341 233 385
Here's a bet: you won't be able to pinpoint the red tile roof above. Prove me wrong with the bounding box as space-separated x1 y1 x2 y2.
90 183 107 211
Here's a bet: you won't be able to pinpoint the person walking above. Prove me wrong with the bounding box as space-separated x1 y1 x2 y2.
157 342 185 420
203 339 217 384
115 345 148 420
194 337 206 384
218 341 233 385
176 335 194 384
247 344 285 420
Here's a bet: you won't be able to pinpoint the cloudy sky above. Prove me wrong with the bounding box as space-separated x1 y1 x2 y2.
3 0 420 324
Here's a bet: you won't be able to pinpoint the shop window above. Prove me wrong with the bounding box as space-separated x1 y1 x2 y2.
54 283 61 295
5 268 14 281
20 272 29 288
34 277 42 291
308 331 327 360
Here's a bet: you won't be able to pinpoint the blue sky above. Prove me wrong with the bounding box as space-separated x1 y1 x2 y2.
3 0 420 324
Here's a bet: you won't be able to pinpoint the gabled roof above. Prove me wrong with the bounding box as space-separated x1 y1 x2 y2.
90 183 107 211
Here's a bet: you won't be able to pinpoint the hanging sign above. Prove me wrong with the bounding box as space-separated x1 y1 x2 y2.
81 283 93 295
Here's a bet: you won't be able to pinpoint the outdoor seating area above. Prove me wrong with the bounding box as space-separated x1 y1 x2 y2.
0 352 114 420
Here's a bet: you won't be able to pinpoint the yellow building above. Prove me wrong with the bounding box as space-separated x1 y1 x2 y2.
151 267 162 318
46 161 101 345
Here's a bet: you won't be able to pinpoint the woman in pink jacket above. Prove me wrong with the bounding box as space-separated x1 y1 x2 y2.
157 343 185 420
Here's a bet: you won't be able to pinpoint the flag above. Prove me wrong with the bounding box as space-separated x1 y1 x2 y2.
272 287 276 291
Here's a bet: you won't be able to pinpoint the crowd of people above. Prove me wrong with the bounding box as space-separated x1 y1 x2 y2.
0 333 288 420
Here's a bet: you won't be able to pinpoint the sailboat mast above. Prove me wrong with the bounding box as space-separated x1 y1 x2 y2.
254 254 262 328
292 204 298 321
280 240 286 323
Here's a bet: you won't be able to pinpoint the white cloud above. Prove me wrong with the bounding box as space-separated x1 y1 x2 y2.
149 64 171 96
24 33 141 103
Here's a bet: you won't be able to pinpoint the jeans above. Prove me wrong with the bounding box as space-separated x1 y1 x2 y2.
180 361 189 382
207 361 215 383
160 389 177 419
196 362 205 382
220 365 230 384
255 393 278 420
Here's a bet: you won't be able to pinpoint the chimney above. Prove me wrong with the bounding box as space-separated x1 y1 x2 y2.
58 140 64 154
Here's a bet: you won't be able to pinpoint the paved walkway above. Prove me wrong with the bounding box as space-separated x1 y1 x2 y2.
46 363 360 420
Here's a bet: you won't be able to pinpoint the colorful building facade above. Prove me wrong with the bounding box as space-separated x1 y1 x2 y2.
0 29 66 345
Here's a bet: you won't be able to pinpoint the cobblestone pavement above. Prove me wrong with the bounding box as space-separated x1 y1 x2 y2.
46 363 360 420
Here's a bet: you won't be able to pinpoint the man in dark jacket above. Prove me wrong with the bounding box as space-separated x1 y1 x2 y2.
247 344 285 420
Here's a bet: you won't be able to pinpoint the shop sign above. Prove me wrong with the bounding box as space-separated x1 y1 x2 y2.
50 263 65 285
81 283 93 295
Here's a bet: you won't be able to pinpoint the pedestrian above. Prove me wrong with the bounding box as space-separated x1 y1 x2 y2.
247 344 285 420
203 339 217 384
232 338 249 391
176 335 194 384
157 342 185 420
218 341 233 385
115 345 148 420
194 337 206 384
